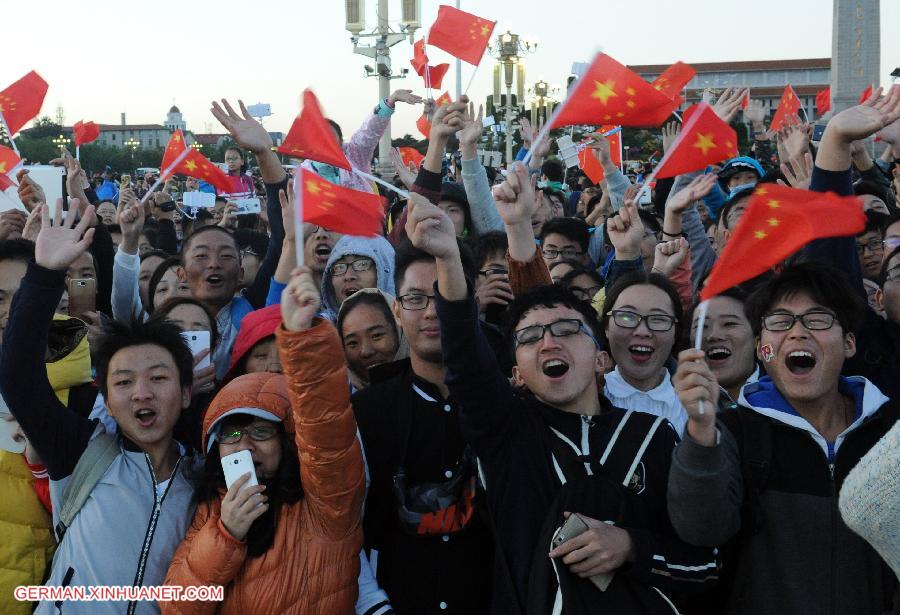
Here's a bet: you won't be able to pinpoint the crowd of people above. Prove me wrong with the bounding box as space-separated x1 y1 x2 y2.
0 77 898 615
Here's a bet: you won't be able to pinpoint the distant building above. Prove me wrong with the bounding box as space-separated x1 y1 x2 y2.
164 105 186 132
629 58 831 120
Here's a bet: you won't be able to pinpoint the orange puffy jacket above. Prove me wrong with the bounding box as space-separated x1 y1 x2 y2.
162 320 365 614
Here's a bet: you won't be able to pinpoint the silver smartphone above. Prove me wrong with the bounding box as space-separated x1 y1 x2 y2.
552 513 615 592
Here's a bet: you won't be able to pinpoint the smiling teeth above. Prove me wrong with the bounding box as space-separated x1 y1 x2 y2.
789 351 813 358
545 360 566 368
631 346 653 352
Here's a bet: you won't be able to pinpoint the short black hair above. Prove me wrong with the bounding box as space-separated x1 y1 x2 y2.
94 317 194 398
744 262 866 336
502 283 602 357
637 209 662 235
719 187 756 229
559 267 604 289
234 228 269 258
0 239 35 265
539 217 590 253
599 271 684 353
469 231 508 270
882 211 900 235
541 159 564 183
859 210 889 236
853 179 890 204
180 225 239 262
153 296 219 349
140 249 169 263
393 239 476 293
327 119 343 143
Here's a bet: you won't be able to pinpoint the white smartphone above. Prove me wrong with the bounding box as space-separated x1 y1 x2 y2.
221 449 258 490
233 197 261 215
182 330 211 370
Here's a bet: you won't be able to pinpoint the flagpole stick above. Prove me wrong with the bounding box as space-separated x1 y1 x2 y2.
141 148 191 205
693 299 710 415
423 37 433 100
75 145 80 161
463 63 480 97
352 167 409 198
0 111 20 157
294 171 304 268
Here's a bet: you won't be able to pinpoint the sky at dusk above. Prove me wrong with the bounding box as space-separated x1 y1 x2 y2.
5 0 898 143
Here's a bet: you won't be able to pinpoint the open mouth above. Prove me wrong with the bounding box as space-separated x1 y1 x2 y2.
134 409 157 428
707 346 732 364
206 274 224 286
629 345 654 363
542 359 570 378
785 350 816 375
314 244 332 259
342 285 361 298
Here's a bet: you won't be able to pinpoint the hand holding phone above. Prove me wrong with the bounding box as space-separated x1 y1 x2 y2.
221 449 258 490
182 331 211 370
67 278 97 320
220 450 267 541
550 513 617 592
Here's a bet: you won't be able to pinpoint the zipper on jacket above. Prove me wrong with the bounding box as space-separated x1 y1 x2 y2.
126 453 184 615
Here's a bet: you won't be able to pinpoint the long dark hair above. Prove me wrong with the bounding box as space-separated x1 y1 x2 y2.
190 414 303 557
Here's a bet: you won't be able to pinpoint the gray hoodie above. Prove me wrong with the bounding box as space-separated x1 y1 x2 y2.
320 235 395 321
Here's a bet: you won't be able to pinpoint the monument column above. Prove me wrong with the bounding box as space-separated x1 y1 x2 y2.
831 0 880 113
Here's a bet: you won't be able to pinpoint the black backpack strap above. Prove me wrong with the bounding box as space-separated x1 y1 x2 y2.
734 411 773 535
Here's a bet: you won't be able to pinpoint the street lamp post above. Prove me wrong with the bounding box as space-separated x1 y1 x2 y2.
124 138 140 170
489 31 536 165
528 79 560 125
51 134 71 155
346 0 420 177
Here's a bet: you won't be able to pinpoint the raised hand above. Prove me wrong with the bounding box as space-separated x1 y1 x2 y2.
518 116 535 147
389 148 417 190
220 473 268 541
15 169 46 212
548 512 634 576
778 152 814 190
21 207 41 242
210 99 273 154
457 102 485 146
492 162 538 227
666 174 717 214
34 200 96 272
190 349 216 397
712 87 748 124
430 99 467 141
781 117 811 161
825 85 900 143
277 184 296 245
404 193 459 259
528 118 550 169
607 186 645 260
281 267 321 332
587 133 613 166
389 89 424 106
475 272 515 312
876 116 900 146
672 348 720 445
0 210 27 241
217 202 239 229
118 198 145 255
661 122 681 154
742 98 767 127
653 237 688 276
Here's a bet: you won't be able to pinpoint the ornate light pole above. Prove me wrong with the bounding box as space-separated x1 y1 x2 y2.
124 137 140 169
489 31 536 165
51 133 71 155
528 79 560 126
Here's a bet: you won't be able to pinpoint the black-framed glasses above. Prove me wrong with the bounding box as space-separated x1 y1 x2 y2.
570 286 602 302
761 310 836 332
331 258 374 277
856 238 884 254
607 309 677 332
220 424 278 445
513 318 590 347
541 248 583 260
398 293 435 310
478 267 508 277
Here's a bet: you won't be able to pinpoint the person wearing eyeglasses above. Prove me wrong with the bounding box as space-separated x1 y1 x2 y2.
855 211 889 282
538 218 591 269
412 167 717 613
320 234 395 322
163 267 365 614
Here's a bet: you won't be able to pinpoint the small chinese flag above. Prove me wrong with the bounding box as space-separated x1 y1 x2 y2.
859 84 873 104
398 147 425 169
73 121 100 146
435 91 453 108
411 39 429 75
769 85 802 131
551 54 681 129
700 184 866 301
160 130 233 193
278 90 351 170
0 71 49 136
423 64 450 89
653 103 738 179
296 168 385 237
741 91 750 110
416 114 432 138
651 62 696 101
0 145 21 191
427 5 496 66
578 125 621 184
816 87 831 115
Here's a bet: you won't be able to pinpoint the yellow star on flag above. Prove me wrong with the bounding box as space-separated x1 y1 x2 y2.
173 134 181 142
692 133 717 156
754 230 768 240
725 140 734 149
184 160 197 172
626 100 636 108
767 218 780 227
767 199 780 209
756 187 768 195
590 80 618 105
480 25 491 36
625 87 636 96
0 162 6 174
306 180 322 196
319 201 334 209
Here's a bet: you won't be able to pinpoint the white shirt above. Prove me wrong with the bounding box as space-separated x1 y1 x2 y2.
604 366 688 435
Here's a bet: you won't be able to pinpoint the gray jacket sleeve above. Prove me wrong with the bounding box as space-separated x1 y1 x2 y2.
605 168 632 212
667 427 744 547
111 249 145 322
461 157 504 234
666 171 717 291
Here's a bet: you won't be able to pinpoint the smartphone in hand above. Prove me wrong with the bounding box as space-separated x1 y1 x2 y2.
221 449 258 491
67 278 97 320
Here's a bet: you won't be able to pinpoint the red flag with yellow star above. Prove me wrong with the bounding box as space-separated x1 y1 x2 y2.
651 62 696 101
427 5 496 66
652 103 738 179
700 184 866 300
816 87 831 115
160 130 233 193
550 54 681 129
278 90 351 170
296 168 385 237
0 71 48 136
435 91 453 108
0 145 21 191
578 125 621 183
73 121 100 146
398 147 425 169
416 113 432 138
412 39 429 74
769 85 802 131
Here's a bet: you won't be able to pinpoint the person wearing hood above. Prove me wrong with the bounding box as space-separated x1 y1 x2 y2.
320 234 395 322
162 267 365 614
223 304 284 385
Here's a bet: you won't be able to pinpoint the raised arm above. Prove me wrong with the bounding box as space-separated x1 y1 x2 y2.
664 173 718 290
345 90 423 171
0 200 98 480
113 194 147 321
458 101 504 233
278 267 365 541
